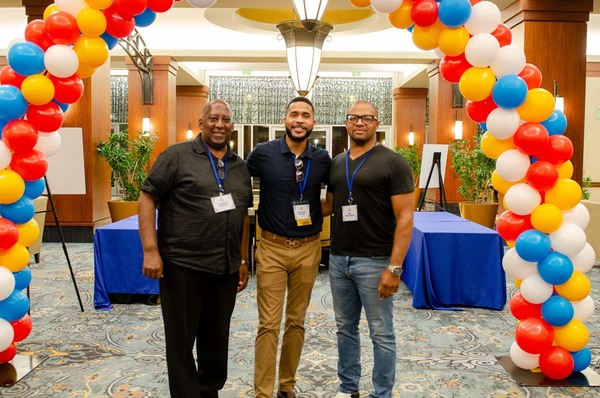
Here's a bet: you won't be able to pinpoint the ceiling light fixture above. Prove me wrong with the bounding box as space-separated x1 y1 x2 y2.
292 0 329 30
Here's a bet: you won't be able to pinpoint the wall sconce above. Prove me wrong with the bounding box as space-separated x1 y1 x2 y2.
186 122 193 141
142 108 151 132
553 80 564 112
408 124 415 146
229 140 235 149
454 112 463 140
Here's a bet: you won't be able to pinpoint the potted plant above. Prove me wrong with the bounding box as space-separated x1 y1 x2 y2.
97 129 158 221
449 133 498 228
395 143 422 210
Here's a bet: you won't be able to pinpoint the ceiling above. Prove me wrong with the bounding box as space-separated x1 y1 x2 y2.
1 0 599 89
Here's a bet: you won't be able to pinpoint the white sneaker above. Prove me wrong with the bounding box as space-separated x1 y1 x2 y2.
335 392 359 398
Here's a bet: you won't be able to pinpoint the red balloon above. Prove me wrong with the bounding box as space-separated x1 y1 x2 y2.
24 19 54 51
114 0 148 17
496 211 533 242
10 314 32 343
513 123 549 157
10 150 48 182
26 102 64 133
147 0 175 13
539 346 574 380
515 317 554 354
104 5 136 38
465 95 498 123
411 0 438 27
509 292 542 321
538 135 573 165
49 74 84 104
518 63 542 90
0 343 17 363
0 218 19 251
526 161 559 191
440 53 472 83
2 120 39 153
470 0 482 4
491 23 512 47
0 66 26 89
45 11 80 45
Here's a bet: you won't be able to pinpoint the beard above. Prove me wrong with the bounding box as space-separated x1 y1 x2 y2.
285 126 313 142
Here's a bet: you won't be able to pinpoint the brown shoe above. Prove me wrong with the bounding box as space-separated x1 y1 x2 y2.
277 391 296 398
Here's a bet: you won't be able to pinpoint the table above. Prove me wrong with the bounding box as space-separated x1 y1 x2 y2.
93 216 158 310
402 212 506 310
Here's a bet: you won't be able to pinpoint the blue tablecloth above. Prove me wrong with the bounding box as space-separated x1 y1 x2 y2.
93 216 158 310
402 212 506 310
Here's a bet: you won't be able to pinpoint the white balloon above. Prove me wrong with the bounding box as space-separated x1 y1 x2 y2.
502 248 537 280
504 183 541 215
490 44 526 77
562 202 590 230
434 47 445 59
34 131 62 158
549 223 587 257
187 0 217 8
520 273 553 304
465 1 501 35
495 149 531 182
510 341 540 370
0 318 15 352
572 295 595 322
0 140 12 169
465 33 500 67
55 0 88 17
44 45 79 78
0 266 16 301
370 0 402 14
569 243 596 273
486 108 521 140
8 38 26 51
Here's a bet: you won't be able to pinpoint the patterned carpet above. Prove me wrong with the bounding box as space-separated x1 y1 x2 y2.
0 243 599 397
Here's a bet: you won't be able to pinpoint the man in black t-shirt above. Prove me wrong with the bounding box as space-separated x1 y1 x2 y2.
324 101 414 398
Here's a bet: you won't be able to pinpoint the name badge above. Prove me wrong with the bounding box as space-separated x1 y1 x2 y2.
342 204 358 222
292 201 312 226
211 193 235 213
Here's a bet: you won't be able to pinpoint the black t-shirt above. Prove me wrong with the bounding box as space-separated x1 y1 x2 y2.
328 145 414 257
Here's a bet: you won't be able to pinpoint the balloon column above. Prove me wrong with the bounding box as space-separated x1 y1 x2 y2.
355 0 595 380
0 0 217 365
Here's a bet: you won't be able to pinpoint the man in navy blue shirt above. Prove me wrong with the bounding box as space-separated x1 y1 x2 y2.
246 97 331 398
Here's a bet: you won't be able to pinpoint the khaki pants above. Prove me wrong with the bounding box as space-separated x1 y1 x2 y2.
254 237 321 398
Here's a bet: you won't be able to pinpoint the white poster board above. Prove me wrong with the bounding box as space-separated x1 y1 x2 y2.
418 144 449 189
45 127 87 195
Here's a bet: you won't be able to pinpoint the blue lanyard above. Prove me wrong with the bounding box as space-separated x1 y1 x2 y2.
291 154 311 201
203 139 228 194
345 147 375 204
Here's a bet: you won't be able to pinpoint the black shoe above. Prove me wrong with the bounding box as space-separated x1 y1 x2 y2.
277 391 297 398
335 393 359 398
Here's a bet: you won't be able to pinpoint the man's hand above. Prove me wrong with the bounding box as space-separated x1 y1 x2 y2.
378 270 400 300
142 251 163 280
237 263 249 292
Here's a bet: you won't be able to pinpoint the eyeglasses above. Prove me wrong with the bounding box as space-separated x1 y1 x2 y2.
346 114 377 125
217 159 225 180
294 158 304 183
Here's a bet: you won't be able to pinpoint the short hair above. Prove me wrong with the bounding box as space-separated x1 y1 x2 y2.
286 97 314 113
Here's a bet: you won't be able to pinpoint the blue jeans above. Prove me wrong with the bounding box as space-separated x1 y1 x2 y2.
328 254 396 398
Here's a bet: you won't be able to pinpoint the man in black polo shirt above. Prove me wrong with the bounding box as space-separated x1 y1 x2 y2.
138 99 253 398
246 97 331 398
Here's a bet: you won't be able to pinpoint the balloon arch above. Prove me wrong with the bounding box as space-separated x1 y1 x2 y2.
0 0 594 380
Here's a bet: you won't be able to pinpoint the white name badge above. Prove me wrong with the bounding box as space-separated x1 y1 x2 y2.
293 203 312 226
211 193 235 213
342 204 358 222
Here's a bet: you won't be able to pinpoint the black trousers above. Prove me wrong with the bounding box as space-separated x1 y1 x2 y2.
159 262 238 398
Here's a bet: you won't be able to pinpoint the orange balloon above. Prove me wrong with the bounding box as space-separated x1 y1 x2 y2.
545 178 582 210
556 161 573 179
350 0 371 7
555 272 591 302
388 2 414 29
459 66 496 102
76 63 97 79
412 19 444 51
43 4 58 20
438 27 470 57
481 132 515 160
517 88 555 122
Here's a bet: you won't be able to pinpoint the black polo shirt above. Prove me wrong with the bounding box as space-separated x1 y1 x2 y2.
141 136 253 274
246 136 331 238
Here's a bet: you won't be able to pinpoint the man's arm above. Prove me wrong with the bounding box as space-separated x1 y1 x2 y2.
139 191 163 279
237 212 250 292
321 191 333 217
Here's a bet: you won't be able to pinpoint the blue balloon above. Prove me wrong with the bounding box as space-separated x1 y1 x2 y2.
101 32 119 50
52 99 69 113
571 348 592 372
515 229 551 262
0 84 28 121
0 195 35 224
479 122 487 132
541 109 567 135
439 0 472 28
538 251 573 285
135 8 157 28
0 289 29 322
13 266 32 291
541 295 573 326
492 75 528 109
407 24 415 33
24 178 46 199
7 41 46 77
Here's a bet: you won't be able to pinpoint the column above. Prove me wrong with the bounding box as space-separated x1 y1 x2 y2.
176 85 210 143
393 87 427 147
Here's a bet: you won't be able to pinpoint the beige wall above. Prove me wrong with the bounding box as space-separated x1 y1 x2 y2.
584 73 600 201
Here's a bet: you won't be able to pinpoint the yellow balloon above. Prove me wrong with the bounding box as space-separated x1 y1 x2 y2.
556 160 573 179
77 8 107 38
555 272 591 301
74 36 109 68
0 243 30 273
544 178 582 210
530 203 563 233
85 0 114 10
438 27 470 57
554 319 589 352
514 277 521 288
0 170 26 204
459 66 496 102
21 74 55 106
388 2 413 29
516 88 555 122
17 219 40 247
481 132 515 160
350 0 371 7
491 170 523 194
412 20 444 51
43 4 59 20
76 63 97 79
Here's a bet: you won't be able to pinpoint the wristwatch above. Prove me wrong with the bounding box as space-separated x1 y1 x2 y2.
240 259 248 265
387 265 403 277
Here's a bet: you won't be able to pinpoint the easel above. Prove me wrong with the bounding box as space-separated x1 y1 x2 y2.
417 151 448 212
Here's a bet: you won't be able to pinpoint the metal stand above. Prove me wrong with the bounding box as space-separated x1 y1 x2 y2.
417 151 448 211
497 356 600 386
0 354 48 387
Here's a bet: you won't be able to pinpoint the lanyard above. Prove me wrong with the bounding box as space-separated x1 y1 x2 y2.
203 139 228 194
291 154 311 201
345 146 375 204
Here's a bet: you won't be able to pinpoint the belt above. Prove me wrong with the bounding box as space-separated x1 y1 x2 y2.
261 231 320 248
